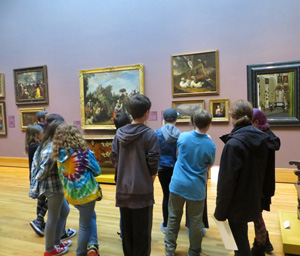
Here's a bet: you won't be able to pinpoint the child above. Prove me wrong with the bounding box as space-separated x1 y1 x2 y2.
52 123 102 256
26 124 47 236
251 108 280 255
165 110 216 256
111 94 160 256
214 100 269 256
29 114 72 256
113 111 132 238
155 108 180 234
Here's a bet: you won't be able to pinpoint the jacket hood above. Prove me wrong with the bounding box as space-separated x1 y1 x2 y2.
117 123 151 145
161 124 181 143
220 125 267 151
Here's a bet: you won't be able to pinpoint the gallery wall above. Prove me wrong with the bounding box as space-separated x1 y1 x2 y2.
1 0 300 169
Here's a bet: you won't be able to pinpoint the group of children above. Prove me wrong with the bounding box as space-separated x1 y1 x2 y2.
26 95 279 256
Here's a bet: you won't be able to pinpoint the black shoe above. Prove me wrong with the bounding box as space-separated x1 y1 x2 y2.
30 220 44 237
265 232 274 252
61 228 77 241
251 244 265 256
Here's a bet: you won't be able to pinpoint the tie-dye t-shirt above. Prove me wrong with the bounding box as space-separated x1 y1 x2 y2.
57 148 101 205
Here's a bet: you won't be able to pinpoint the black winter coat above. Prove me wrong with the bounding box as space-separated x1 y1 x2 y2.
261 129 281 211
214 124 269 222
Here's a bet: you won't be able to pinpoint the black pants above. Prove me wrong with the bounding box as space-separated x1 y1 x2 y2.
158 168 173 227
228 219 251 256
120 205 153 256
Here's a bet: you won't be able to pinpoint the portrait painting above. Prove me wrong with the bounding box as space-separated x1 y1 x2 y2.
247 60 300 127
172 100 205 123
209 99 230 122
0 102 7 135
0 73 5 98
80 64 144 130
19 108 45 131
14 65 48 105
172 50 219 97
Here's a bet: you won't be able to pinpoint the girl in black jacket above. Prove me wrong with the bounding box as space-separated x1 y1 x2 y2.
214 100 269 256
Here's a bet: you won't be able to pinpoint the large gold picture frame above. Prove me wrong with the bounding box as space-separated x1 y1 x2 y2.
172 50 219 97
209 99 230 122
172 100 205 123
80 64 144 130
19 107 45 131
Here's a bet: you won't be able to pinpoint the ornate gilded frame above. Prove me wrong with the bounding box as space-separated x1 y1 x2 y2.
172 50 219 97
209 99 230 122
79 64 144 130
172 100 205 123
19 107 45 131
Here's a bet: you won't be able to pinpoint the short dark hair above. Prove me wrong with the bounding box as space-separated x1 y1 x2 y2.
114 112 131 129
191 110 212 129
129 94 151 119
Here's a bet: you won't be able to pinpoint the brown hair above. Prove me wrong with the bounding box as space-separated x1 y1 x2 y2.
25 125 43 153
231 100 253 127
52 123 88 161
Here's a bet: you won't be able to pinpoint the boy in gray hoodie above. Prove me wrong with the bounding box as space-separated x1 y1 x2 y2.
111 94 160 256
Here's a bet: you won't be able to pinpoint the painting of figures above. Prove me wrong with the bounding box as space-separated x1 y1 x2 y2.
172 50 219 97
0 102 6 135
14 66 48 105
80 64 144 130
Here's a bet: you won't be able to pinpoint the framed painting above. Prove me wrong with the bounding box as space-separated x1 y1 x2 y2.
19 107 45 131
0 73 5 98
13 65 48 105
247 60 300 127
209 99 230 122
172 100 205 123
79 64 144 130
0 102 7 135
172 50 219 97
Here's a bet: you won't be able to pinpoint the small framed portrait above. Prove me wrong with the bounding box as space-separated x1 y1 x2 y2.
0 73 5 98
209 99 230 122
79 64 144 130
277 75 282 83
172 100 205 123
19 107 45 131
13 65 48 105
171 50 219 97
0 102 7 135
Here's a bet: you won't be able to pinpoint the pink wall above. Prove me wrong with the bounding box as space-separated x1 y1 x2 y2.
1 0 300 168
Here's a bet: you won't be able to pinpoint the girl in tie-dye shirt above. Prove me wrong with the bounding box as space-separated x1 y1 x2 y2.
52 123 102 256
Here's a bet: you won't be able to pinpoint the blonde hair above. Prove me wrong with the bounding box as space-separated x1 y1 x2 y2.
25 125 43 153
231 100 253 126
52 123 87 161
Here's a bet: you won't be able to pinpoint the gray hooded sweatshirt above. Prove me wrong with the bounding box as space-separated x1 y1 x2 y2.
111 123 160 208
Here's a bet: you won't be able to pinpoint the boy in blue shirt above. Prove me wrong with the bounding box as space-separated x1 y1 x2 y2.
165 110 216 256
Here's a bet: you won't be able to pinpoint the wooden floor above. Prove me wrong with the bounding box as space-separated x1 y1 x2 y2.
0 165 298 256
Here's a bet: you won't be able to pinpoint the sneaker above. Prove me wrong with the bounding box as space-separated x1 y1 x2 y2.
87 244 100 256
203 227 206 236
44 245 68 256
30 220 44 237
59 240 72 248
160 222 167 234
61 228 76 241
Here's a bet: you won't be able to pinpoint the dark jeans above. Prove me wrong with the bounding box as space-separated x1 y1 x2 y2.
158 167 173 227
120 205 153 256
228 219 251 256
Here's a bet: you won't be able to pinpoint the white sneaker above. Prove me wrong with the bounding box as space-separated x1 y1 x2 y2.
160 222 167 234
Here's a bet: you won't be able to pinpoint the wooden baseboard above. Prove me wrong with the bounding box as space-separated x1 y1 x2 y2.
0 157 29 168
0 157 298 184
